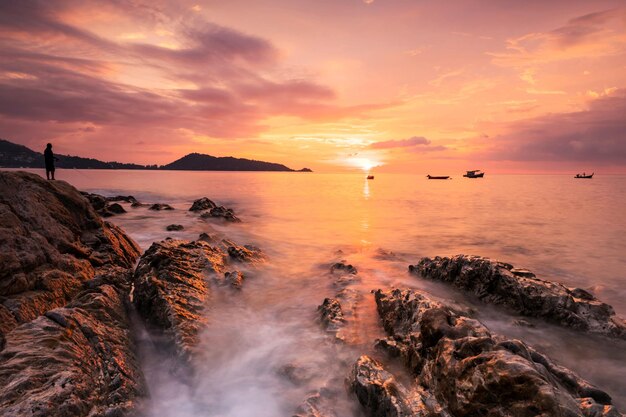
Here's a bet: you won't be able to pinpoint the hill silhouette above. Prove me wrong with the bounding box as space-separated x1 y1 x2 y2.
0 139 311 172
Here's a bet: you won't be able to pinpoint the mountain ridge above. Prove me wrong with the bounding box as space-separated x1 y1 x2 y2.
0 138 312 172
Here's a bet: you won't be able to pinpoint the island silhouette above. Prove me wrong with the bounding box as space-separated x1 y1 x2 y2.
0 138 312 172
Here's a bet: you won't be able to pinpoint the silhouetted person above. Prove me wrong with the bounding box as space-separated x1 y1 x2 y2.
44 143 58 180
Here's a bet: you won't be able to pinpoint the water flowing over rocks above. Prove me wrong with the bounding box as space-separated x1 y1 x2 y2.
132 239 225 361
319 297 345 331
347 355 429 417
368 288 623 417
200 205 241 222
411 255 626 339
148 203 174 211
224 239 265 263
0 171 144 416
166 224 184 231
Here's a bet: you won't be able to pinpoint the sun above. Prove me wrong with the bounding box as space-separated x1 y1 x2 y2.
349 157 379 172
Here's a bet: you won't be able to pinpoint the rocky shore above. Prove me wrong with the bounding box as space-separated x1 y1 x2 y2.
1 171 624 417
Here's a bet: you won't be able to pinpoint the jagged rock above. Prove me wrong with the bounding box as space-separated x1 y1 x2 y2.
0 172 144 415
318 298 344 331
0 284 146 416
133 239 225 360
200 205 241 222
166 224 184 231
0 171 140 337
223 271 244 289
148 203 174 211
106 195 138 204
347 355 429 417
224 240 264 263
330 262 357 275
189 197 217 212
293 390 338 417
373 288 623 417
82 192 127 217
411 255 626 339
197 232 214 243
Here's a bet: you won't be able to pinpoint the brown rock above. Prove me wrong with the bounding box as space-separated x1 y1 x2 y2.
411 255 626 339
0 171 140 337
189 197 217 211
200 205 241 222
347 355 430 417
0 284 145 416
133 239 225 360
373 288 623 417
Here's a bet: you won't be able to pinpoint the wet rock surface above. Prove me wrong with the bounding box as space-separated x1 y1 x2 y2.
0 283 146 417
0 171 144 416
149 203 174 211
347 355 429 417
224 240 265 263
189 197 216 211
133 239 225 360
319 298 345 331
166 224 184 231
411 255 626 339
370 288 623 417
200 205 241 222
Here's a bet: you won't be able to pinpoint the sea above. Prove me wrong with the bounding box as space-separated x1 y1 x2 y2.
14 169 626 415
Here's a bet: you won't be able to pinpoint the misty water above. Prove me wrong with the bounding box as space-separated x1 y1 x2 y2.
27 169 626 414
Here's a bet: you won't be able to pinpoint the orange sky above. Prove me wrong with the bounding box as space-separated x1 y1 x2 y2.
1 0 625 173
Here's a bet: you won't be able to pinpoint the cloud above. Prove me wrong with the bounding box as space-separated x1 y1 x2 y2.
489 8 626 66
0 0 394 157
366 136 450 153
482 89 626 164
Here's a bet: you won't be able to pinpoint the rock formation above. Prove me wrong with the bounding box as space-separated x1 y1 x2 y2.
149 203 174 211
348 355 429 417
0 171 144 416
358 288 623 417
189 197 216 212
133 239 225 361
200 205 241 222
411 255 626 339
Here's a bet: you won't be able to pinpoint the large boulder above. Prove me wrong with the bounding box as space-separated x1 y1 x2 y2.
0 171 144 416
372 288 622 417
0 283 146 417
411 255 626 339
133 239 226 361
0 171 140 337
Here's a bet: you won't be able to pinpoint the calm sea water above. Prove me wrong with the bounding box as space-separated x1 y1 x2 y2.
16 169 626 414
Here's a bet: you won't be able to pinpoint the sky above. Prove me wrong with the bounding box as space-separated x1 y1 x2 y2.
1 0 625 173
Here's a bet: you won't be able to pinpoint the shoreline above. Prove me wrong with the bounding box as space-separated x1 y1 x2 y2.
1 171 625 416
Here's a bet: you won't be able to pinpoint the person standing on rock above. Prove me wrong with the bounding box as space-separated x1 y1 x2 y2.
44 143 58 180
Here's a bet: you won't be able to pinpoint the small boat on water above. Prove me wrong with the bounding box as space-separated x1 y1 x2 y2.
463 170 484 178
427 175 450 180
367 175 374 180
575 172 594 179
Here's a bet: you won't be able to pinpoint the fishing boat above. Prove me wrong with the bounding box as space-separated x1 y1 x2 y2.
427 175 450 180
463 170 484 178
367 175 374 180
575 172 594 179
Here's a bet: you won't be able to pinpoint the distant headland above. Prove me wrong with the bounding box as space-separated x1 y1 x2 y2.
0 138 312 172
